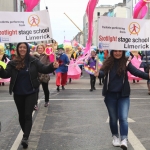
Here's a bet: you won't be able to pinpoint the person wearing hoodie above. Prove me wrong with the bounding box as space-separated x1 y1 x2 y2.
95 50 150 150
0 42 59 149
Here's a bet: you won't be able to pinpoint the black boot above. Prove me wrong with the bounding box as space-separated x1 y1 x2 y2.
93 77 96 90
90 79 93 91
21 138 28 149
57 86 60 92
62 86 65 90
69 78 71 83
99 78 102 85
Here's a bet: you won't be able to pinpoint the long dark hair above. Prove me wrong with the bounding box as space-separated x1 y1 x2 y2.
100 50 128 76
14 42 30 70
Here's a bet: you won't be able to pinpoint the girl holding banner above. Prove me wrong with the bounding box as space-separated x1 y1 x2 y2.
95 50 150 150
0 42 59 149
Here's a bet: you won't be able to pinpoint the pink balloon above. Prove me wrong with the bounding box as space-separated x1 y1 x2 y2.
128 56 144 80
24 0 40 12
133 0 148 19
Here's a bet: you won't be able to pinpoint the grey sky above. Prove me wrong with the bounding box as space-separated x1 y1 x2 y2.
40 0 123 44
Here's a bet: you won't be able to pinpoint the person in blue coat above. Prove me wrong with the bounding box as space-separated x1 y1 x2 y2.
55 47 69 91
95 50 150 150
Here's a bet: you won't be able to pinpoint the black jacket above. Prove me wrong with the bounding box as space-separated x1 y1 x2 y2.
0 55 55 95
100 62 149 97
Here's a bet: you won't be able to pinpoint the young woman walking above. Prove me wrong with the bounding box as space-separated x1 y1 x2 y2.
95 50 150 150
0 42 59 149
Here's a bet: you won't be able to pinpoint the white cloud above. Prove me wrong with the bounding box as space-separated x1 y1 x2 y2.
40 0 123 44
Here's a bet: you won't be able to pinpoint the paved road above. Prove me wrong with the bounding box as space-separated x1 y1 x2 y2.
0 72 150 150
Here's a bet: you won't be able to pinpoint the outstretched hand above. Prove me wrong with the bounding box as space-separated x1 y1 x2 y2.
53 61 59 68
94 71 99 77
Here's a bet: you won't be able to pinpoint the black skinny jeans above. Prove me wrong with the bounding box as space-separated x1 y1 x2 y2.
36 82 50 105
41 82 50 102
90 74 96 89
14 93 37 139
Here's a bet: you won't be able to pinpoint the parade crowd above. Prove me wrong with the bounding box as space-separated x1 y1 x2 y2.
0 41 150 150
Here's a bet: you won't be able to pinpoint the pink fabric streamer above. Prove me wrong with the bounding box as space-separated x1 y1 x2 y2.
133 0 148 19
84 0 99 55
24 0 40 12
76 0 98 64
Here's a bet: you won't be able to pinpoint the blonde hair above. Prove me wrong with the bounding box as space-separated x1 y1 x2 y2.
36 43 46 52
0 45 5 54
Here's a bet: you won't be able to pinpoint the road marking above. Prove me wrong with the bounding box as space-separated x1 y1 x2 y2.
0 100 14 102
50 87 148 90
106 117 146 150
0 97 150 102
106 117 135 123
10 100 41 150
128 128 146 150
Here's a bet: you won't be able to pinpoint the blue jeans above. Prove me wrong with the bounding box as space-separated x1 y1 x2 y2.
104 91 130 140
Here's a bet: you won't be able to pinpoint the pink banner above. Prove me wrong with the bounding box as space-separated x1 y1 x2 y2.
24 0 40 12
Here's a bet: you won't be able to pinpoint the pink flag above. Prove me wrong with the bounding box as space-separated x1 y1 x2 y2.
24 0 40 12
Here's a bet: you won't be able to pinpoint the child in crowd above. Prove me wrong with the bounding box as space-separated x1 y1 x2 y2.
85 50 97 91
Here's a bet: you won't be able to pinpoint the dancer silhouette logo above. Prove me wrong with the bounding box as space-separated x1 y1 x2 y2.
129 22 140 35
28 14 40 27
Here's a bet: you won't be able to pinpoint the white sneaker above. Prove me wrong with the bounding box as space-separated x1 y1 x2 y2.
112 136 120 147
121 138 128 150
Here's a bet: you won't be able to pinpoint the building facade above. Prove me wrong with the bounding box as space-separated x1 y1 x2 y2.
73 32 83 45
83 5 113 47
113 5 127 18
126 0 139 18
0 0 17 11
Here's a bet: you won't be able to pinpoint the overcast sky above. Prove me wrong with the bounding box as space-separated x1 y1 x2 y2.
40 0 123 44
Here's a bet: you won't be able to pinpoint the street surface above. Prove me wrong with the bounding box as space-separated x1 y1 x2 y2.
0 71 150 150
